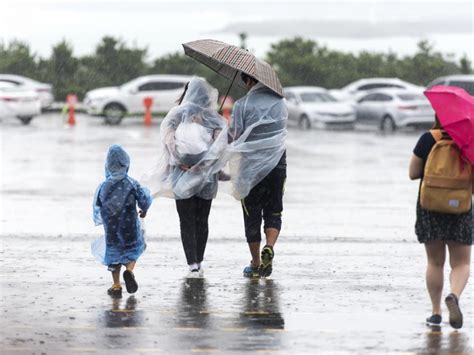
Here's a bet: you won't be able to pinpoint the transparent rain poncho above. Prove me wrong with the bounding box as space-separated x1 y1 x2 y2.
228 84 288 200
91 145 152 267
144 77 228 200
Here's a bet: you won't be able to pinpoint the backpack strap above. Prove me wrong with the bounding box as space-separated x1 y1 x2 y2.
430 129 443 142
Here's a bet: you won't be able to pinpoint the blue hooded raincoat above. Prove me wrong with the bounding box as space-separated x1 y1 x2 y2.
92 145 152 267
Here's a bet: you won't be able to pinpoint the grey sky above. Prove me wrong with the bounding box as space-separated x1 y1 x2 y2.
0 0 472 62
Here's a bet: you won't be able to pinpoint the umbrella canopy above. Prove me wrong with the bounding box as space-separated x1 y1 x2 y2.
182 39 284 97
424 85 474 164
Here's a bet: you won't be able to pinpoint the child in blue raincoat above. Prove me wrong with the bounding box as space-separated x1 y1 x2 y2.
92 145 152 297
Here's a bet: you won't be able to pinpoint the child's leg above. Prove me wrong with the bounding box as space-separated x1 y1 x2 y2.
126 261 136 272
112 265 122 285
123 261 138 294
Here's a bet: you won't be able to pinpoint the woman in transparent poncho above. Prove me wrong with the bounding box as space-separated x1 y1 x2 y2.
145 77 228 277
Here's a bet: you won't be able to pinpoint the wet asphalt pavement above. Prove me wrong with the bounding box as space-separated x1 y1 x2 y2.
1 114 473 354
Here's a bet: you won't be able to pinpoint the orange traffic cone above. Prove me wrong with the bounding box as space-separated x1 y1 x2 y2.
66 94 78 126
143 97 153 126
68 104 76 126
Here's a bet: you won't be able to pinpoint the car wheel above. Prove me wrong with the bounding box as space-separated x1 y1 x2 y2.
18 116 33 125
103 103 126 125
381 115 396 133
298 115 311 130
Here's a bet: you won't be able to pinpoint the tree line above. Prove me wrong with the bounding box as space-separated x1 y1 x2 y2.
0 35 471 101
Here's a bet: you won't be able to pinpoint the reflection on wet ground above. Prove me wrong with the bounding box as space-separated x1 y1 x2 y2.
100 296 143 328
176 278 210 329
239 279 284 330
422 327 472 354
1 115 473 353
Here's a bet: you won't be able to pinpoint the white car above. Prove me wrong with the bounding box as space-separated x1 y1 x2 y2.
427 75 474 95
0 82 41 125
284 86 356 129
84 75 195 124
330 78 424 103
355 89 435 132
0 74 54 109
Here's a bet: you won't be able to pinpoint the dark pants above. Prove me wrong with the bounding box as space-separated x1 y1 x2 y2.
176 196 212 265
242 163 286 243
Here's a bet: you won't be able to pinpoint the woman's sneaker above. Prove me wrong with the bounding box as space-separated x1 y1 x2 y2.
426 314 442 327
186 268 201 278
445 293 463 329
243 262 260 278
107 284 122 298
260 245 274 277
123 270 138 294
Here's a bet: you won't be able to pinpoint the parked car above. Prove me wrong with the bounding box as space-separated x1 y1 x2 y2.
284 86 356 129
355 89 435 132
427 75 474 95
0 82 42 125
0 74 54 109
84 75 196 125
330 78 424 103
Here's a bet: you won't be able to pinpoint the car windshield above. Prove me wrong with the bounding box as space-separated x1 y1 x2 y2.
450 80 474 95
119 77 144 90
300 92 337 103
397 93 425 101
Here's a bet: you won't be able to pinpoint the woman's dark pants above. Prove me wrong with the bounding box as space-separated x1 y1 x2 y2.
176 196 212 265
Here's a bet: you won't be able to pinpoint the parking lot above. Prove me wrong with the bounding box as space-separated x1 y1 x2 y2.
1 113 473 354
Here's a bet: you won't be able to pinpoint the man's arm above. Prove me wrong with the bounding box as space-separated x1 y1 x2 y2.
228 100 244 142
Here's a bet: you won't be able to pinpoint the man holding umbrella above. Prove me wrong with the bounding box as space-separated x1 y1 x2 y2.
229 72 288 278
182 39 288 278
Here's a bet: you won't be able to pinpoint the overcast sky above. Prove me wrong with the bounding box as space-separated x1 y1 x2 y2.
0 0 472 62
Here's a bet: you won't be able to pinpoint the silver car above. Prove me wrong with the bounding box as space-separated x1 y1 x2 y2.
427 75 474 95
0 74 54 110
355 89 434 132
284 86 356 130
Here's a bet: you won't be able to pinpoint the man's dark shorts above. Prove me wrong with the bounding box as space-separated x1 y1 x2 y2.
241 152 286 243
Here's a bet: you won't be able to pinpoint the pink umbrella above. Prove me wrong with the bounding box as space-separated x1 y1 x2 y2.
424 85 474 164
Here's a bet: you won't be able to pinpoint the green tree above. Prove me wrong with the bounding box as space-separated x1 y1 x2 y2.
0 40 38 78
266 37 323 87
239 32 248 49
92 36 148 87
459 55 473 74
44 40 79 100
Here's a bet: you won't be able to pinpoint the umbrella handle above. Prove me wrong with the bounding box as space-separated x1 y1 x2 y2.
219 71 238 112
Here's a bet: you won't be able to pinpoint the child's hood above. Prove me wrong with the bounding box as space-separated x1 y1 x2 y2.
105 144 130 180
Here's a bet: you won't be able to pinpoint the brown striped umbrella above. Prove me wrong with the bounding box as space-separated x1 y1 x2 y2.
182 39 284 98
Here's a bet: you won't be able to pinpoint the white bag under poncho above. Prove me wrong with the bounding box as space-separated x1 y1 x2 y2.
175 122 213 164
228 84 288 200
142 77 228 200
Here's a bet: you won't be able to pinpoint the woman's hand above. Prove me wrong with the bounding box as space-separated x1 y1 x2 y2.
179 164 191 171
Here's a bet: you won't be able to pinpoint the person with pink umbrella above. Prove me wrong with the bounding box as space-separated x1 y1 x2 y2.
409 85 473 330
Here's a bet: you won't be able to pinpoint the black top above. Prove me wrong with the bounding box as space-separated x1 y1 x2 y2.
413 132 436 162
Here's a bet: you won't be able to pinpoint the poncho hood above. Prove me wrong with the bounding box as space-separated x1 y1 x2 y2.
105 144 130 181
182 78 218 109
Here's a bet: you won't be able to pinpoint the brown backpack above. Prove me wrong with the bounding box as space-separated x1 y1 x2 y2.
420 129 472 214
